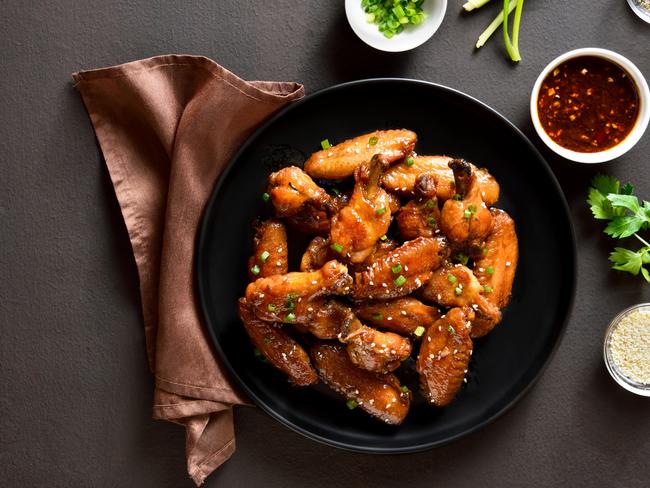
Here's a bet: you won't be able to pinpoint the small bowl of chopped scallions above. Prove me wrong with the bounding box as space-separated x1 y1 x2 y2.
345 0 448 52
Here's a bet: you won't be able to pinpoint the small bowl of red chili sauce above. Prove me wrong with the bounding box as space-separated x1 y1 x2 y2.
531 48 650 163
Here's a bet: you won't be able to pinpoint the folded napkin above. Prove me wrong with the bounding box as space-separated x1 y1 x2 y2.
73 55 304 485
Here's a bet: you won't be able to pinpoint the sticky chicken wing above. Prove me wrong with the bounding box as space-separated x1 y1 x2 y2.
419 263 502 338
340 318 412 373
440 159 492 248
329 155 393 263
295 298 355 339
248 219 288 280
353 237 449 300
304 129 417 180
473 209 518 310
395 173 442 240
355 297 442 336
311 342 411 425
238 298 317 386
382 155 500 205
268 166 332 234
245 260 352 324
417 307 473 406
300 236 333 272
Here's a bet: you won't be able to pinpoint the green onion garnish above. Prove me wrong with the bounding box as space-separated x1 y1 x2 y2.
447 274 457 284
251 264 260 275
482 247 489 256
321 139 331 150
394 275 407 287
262 192 270 203
391 263 403 274
400 385 410 393
464 209 472 219
346 399 358 410
332 188 341 197
260 250 270 262
253 348 262 358
447 324 456 334
427 216 437 227
486 266 495 275
362 0 427 38
330 243 344 253
380 234 388 241
453 194 462 201
454 286 463 296
368 136 378 146
375 207 387 216
406 156 415 167
267 304 277 312
483 285 493 293
372 312 383 320
263 336 272 345
414 326 425 337
425 199 435 209
456 253 469 266
285 312 296 322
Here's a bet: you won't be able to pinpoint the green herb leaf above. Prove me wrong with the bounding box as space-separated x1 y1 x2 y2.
591 174 620 195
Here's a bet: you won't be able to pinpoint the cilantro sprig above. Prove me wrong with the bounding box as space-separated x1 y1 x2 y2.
587 175 650 283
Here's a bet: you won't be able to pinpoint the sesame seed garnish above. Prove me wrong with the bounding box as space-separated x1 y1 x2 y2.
311 280 318 285
506 261 511 267
400 310 407 316
387 316 393 321
276 261 282 266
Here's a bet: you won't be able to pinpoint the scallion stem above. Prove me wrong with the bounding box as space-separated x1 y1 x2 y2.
475 1 516 49
512 0 525 59
503 0 522 62
463 0 492 11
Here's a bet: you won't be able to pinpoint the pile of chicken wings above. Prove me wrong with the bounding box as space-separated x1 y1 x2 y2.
238 129 518 425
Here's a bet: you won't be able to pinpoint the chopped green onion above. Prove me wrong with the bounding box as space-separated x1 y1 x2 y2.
464 0 493 11
400 385 410 393
427 216 437 227
475 0 516 49
346 399 359 410
447 274 457 284
285 312 296 322
375 207 387 216
263 336 272 345
483 285 493 293
372 312 383 321
468 204 477 213
365 12 375 22
394 275 407 287
406 156 415 167
425 199 435 209
380 234 388 241
251 264 260 275
368 136 378 146
447 324 456 334
414 326 426 337
332 188 341 197
482 247 489 256
321 139 331 150
267 304 277 312
456 253 469 266
260 250 270 263
391 263 403 274
262 192 270 202
464 209 472 219
452 194 462 201
331 243 344 253
362 0 427 38
285 301 295 311
486 266 495 275
454 286 463 296
253 348 262 358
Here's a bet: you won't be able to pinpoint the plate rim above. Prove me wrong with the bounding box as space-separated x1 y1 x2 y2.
196 77 577 453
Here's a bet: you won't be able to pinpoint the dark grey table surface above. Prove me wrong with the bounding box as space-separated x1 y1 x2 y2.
2 1 649 486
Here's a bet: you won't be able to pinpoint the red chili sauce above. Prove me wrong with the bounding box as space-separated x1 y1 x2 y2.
537 56 639 153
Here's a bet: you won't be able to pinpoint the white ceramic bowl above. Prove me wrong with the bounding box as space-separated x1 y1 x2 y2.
530 48 650 163
345 0 447 53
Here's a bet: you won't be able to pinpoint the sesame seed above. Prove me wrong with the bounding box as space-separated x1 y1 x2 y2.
404 265 409 271
387 316 393 321
382 283 388 288
400 310 407 316
307 307 314 312
311 280 318 285
369 281 374 286
258 293 265 298
506 261 511 267
276 261 282 266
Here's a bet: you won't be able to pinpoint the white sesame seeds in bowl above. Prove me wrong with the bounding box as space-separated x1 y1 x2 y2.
603 303 650 397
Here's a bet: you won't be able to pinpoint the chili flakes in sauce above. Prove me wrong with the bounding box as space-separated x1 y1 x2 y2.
537 56 639 152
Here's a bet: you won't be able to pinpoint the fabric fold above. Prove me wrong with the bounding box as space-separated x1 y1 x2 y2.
73 55 304 485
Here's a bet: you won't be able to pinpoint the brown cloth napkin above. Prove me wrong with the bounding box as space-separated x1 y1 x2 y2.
72 55 304 485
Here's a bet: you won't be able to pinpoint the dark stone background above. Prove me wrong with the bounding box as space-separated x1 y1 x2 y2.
1 1 648 486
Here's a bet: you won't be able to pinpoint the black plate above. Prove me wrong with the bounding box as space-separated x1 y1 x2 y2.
196 79 576 453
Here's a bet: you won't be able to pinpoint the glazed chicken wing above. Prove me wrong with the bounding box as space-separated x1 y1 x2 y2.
311 342 411 425
238 298 317 386
395 173 442 240
355 297 442 337
304 129 417 180
329 155 393 263
440 159 492 249
382 155 500 205
248 219 288 280
473 209 518 310
419 263 501 338
417 307 473 406
245 260 352 324
300 236 334 272
340 318 412 373
268 166 332 234
295 298 355 339
353 237 449 300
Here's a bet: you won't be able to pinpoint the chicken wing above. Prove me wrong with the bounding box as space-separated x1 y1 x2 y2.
248 219 288 280
473 209 518 311
355 297 442 336
440 159 492 249
382 155 500 205
419 263 501 338
416 307 473 406
300 236 334 272
304 129 417 180
395 173 442 240
311 342 411 425
238 298 317 386
245 260 352 324
294 298 355 339
329 155 393 263
340 318 412 373
353 237 449 300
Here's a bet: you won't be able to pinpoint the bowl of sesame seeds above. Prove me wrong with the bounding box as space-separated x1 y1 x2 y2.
603 303 650 397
